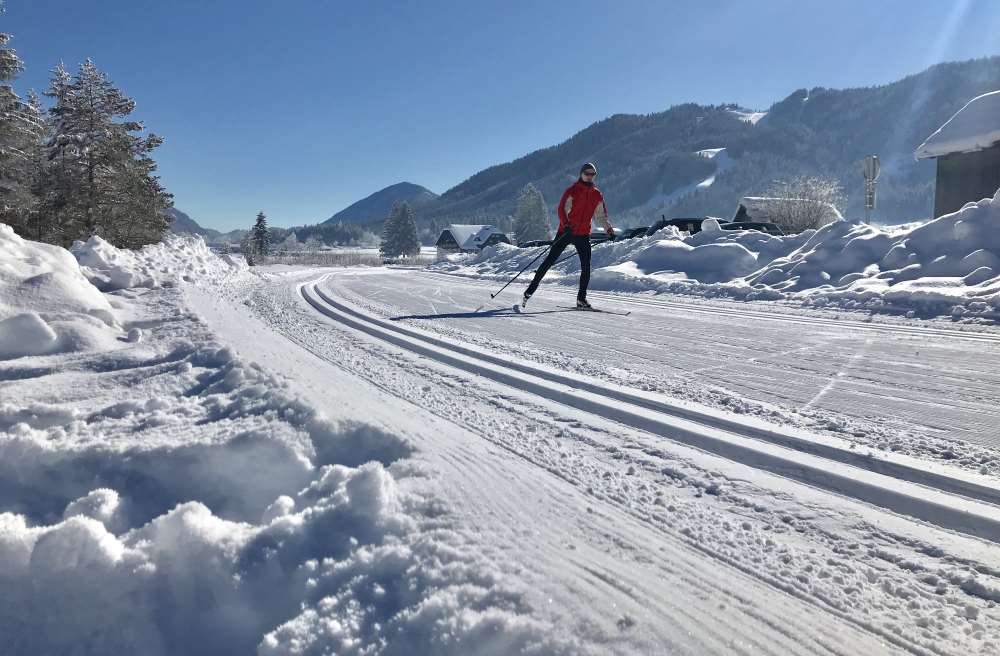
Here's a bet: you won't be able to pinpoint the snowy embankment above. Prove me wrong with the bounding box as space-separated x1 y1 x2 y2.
438 187 1000 320
0 228 565 655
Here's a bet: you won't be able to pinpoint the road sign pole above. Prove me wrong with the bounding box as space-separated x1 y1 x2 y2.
863 155 880 225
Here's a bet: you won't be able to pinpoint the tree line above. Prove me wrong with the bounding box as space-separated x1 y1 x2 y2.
0 23 171 249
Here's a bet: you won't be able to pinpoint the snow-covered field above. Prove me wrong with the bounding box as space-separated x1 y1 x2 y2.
439 187 1000 321
3 222 1000 655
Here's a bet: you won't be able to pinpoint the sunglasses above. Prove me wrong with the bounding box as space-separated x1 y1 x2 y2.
582 171 596 177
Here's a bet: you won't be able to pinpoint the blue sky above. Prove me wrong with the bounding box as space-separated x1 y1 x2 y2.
4 0 1000 231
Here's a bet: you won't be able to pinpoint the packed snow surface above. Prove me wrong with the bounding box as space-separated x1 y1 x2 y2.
5 227 1000 655
439 186 1000 319
916 89 1000 159
1 230 571 655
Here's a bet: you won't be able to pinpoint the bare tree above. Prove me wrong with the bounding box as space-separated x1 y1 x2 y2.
762 175 846 233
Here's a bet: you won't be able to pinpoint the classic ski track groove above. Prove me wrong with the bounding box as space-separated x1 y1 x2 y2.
310 276 1000 504
272 282 921 655
227 285 902 654
417 270 1000 344
301 275 1000 545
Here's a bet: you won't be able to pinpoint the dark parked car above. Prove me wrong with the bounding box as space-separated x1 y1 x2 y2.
518 239 553 248
622 226 650 240
721 221 785 236
645 216 718 236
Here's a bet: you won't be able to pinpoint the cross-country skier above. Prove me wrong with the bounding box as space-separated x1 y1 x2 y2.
522 162 616 309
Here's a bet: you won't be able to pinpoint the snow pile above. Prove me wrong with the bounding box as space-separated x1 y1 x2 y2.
751 189 1000 315
0 223 120 359
0 463 400 655
454 225 810 288
916 90 1000 159
0 263 569 654
72 232 247 291
437 187 1000 319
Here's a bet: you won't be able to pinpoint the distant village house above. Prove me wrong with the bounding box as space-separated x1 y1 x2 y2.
435 224 510 259
916 90 1000 217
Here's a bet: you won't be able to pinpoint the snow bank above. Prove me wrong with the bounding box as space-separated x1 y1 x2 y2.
0 226 248 360
0 248 567 654
438 188 1000 319
0 423 560 655
0 463 401 655
752 189 1000 315
0 223 120 359
72 232 247 292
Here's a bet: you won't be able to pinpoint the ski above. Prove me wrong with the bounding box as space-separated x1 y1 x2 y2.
556 305 631 316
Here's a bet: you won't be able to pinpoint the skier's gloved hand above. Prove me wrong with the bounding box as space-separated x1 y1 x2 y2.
606 227 617 241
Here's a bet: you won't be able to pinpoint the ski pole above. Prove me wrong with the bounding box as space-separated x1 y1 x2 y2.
489 243 553 298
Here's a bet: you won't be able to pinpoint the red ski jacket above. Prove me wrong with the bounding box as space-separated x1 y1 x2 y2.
557 180 612 236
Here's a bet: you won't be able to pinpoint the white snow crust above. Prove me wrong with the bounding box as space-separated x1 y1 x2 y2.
916 90 1000 159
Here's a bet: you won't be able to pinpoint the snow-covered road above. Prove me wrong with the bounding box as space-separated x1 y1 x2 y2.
185 264 1000 655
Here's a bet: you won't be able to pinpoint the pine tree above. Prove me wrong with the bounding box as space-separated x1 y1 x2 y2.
379 201 401 260
514 183 551 243
280 231 300 252
240 231 255 266
0 31 43 232
36 59 171 247
379 201 420 260
251 211 270 257
396 201 420 258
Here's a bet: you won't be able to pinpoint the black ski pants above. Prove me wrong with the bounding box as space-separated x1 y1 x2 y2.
525 229 592 300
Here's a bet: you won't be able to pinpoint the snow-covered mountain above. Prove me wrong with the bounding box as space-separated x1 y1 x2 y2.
415 56 1000 226
323 181 438 225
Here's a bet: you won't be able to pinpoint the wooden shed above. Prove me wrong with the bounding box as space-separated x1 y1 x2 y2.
916 90 1000 218
435 224 510 259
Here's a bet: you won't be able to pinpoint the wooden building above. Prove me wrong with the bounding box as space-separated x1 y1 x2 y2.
435 224 510 259
916 90 1000 218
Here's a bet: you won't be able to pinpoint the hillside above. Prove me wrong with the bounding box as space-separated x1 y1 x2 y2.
166 208 220 239
323 182 438 225
415 57 1000 229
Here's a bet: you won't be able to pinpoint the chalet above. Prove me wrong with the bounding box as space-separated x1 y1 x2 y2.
435 224 510 258
916 90 1000 218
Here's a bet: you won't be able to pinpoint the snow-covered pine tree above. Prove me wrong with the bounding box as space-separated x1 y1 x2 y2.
304 233 322 252
379 201 402 260
37 59 171 247
240 231 255 266
396 201 420 258
281 231 300 253
513 183 551 243
251 211 271 257
0 30 44 234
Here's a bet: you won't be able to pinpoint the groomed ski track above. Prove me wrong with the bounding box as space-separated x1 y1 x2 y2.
187 266 1000 655
301 274 1000 542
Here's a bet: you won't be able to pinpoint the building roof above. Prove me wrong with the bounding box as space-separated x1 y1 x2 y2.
916 90 1000 160
440 224 505 250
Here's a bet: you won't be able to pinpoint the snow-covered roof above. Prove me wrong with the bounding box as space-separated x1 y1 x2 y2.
442 224 505 250
915 90 1000 160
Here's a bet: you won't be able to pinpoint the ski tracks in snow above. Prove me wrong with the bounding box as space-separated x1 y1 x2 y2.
194 268 1000 655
